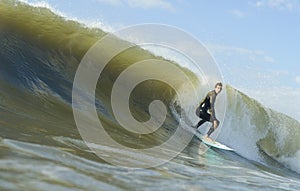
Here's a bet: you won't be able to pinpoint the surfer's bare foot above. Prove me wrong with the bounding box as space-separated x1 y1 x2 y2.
204 135 214 142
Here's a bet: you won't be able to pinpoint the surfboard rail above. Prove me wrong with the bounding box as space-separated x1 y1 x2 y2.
194 131 234 151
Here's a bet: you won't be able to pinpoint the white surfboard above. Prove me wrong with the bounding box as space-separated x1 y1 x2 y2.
194 131 234 151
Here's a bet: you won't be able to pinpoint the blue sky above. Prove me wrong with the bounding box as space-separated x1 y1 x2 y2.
21 0 300 121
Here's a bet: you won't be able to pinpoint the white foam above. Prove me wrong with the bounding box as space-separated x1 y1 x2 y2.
17 0 116 33
216 89 267 162
17 0 66 17
279 150 300 174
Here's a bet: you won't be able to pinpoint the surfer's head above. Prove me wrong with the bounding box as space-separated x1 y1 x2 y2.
214 82 223 94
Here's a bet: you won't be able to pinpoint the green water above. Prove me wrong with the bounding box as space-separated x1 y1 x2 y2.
0 1 300 190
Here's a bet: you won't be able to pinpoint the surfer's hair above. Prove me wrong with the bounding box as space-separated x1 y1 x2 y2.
215 82 223 88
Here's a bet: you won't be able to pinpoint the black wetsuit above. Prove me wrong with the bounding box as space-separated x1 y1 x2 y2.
194 90 218 134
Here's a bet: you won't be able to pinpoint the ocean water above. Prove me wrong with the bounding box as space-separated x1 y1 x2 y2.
0 1 300 190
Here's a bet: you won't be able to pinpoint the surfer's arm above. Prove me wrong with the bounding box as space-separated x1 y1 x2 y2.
209 93 217 120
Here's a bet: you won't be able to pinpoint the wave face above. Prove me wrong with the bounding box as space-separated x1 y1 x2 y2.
0 0 300 184
0 0 196 156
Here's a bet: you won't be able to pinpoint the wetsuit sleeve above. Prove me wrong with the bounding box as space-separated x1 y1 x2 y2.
199 97 206 108
209 92 217 121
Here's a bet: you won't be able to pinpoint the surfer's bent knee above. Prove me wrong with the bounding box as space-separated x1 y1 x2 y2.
213 119 219 128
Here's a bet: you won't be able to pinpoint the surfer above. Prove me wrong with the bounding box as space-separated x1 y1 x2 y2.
193 82 223 141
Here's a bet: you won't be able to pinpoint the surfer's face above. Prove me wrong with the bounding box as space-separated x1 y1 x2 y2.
215 85 222 94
